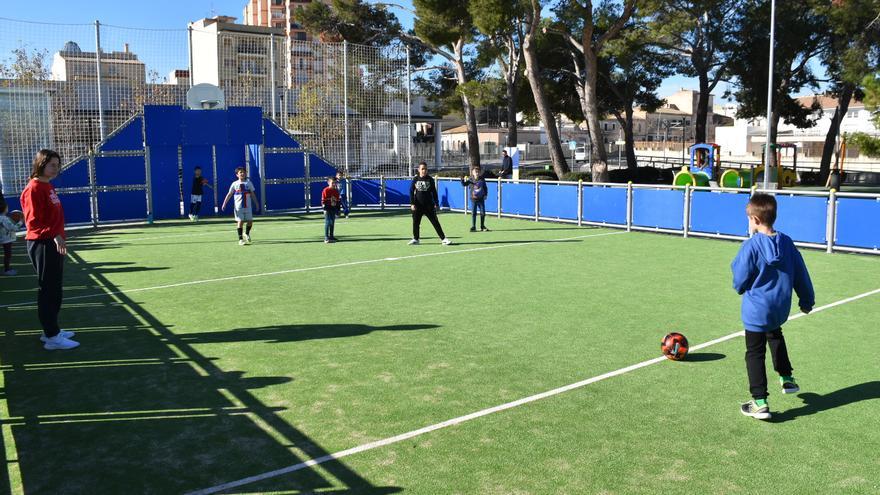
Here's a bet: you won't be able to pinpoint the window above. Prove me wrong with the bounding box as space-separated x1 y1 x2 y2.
846 110 859 119
295 32 307 41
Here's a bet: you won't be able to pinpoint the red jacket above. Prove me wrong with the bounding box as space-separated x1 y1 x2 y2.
20 179 66 240
321 186 340 211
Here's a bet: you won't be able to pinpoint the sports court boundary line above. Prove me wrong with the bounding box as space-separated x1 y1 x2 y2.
0 231 626 309
187 287 880 495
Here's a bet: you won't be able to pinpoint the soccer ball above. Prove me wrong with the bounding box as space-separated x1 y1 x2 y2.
661 332 689 361
8 210 23 223
201 178 209 185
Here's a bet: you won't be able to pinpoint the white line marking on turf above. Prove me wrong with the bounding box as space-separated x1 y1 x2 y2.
187 286 880 495
0 231 626 309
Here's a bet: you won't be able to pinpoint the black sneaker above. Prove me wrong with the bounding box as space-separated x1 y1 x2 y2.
469 227 477 232
481 226 490 231
780 376 800 394
740 399 771 420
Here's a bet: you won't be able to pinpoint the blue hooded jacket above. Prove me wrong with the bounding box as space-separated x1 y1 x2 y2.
731 232 815 332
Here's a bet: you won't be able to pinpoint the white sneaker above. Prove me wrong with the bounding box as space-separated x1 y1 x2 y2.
244 234 251 245
2 269 16 276
408 239 420 245
239 239 246 246
188 214 194 221
441 238 452 245
44 335 80 350
40 329 76 343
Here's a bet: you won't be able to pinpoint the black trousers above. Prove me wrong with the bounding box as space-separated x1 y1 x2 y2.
745 328 793 400
412 207 445 240
471 198 486 228
3 242 11 271
26 239 64 338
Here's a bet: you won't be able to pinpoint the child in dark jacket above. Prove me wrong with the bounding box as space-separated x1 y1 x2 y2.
461 165 489 232
731 193 814 420
321 177 340 243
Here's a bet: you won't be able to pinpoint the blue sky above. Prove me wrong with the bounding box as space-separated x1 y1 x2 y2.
2 0 733 103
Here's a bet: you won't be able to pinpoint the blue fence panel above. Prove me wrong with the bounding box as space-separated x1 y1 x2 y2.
182 146 215 216
144 106 182 146
689 190 749 236
775 194 827 244
265 183 305 210
352 179 381 205
183 109 228 146
55 157 90 189
56 191 91 224
97 191 147 222
309 154 338 178
539 183 578 220
263 118 301 148
501 182 536 216
310 181 327 208
835 197 880 250
264 152 305 179
95 156 146 186
438 180 465 209
100 117 143 152
484 181 499 213
148 146 182 220
582 186 627 225
385 179 410 205
632 188 685 230
227 107 263 145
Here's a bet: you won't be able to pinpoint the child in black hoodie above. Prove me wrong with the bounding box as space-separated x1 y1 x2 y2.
409 162 451 246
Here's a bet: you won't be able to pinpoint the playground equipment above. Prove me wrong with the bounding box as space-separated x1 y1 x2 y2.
755 143 799 189
673 143 721 187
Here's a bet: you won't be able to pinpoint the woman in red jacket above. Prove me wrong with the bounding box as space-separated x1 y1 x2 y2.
20 149 79 350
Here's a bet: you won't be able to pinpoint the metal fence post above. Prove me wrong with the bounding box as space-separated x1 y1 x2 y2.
380 175 386 210
88 150 98 227
343 41 350 175
187 26 194 89
305 153 311 213
496 177 502 218
269 34 276 121
94 20 106 141
258 146 266 212
211 145 219 214
406 46 413 172
683 184 691 238
577 179 583 227
534 177 540 221
145 146 153 223
626 181 633 232
464 178 469 215
826 188 836 253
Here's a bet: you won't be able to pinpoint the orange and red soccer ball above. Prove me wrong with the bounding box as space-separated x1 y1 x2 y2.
661 332 689 361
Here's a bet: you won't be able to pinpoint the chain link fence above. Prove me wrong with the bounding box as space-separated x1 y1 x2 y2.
0 16 412 196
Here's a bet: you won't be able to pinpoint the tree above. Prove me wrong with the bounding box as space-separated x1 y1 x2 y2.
470 0 527 147
849 73 880 158
295 0 404 46
0 46 50 83
548 0 637 181
411 0 483 170
816 0 880 181
597 12 673 173
522 0 571 178
727 0 829 174
648 0 736 144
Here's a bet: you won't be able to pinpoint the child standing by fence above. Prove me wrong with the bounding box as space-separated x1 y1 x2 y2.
461 165 489 232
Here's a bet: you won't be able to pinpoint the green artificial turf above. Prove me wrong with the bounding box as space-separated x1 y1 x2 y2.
1 210 878 494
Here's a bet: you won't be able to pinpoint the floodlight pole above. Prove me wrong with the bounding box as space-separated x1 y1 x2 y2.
763 0 777 191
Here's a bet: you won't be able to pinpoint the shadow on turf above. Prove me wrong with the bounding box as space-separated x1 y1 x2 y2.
769 381 880 423
684 352 725 362
0 251 403 494
182 323 440 344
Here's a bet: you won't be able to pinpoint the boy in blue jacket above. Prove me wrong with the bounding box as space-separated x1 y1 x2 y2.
731 193 814 420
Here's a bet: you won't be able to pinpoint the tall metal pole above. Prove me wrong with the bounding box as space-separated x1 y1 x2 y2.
406 46 413 176
343 41 350 175
269 33 277 120
763 0 777 190
94 20 106 141
187 26 194 88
